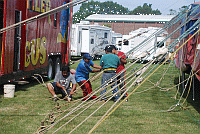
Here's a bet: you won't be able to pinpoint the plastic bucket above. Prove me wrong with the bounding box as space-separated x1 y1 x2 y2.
4 84 15 98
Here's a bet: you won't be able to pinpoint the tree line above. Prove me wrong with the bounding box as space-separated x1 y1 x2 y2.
73 0 187 23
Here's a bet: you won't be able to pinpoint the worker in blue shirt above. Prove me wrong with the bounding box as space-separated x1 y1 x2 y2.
75 53 102 100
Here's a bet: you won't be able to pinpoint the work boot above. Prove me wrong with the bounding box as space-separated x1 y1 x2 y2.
122 96 128 102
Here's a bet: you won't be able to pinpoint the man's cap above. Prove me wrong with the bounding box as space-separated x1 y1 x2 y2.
105 45 113 52
83 53 92 59
110 45 118 50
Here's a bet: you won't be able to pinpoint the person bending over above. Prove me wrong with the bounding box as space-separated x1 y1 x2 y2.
75 53 102 100
47 66 77 102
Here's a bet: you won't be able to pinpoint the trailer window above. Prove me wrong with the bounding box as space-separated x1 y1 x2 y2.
157 42 164 48
123 39 129 45
104 32 107 38
118 41 122 46
91 38 94 44
54 13 57 28
104 40 108 44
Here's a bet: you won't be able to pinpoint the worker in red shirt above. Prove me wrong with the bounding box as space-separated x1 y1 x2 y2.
110 45 128 101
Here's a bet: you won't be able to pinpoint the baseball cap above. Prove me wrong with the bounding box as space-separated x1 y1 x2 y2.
105 45 113 52
110 45 118 50
83 53 92 60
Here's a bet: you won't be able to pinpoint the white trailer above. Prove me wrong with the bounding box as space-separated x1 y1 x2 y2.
111 31 122 50
70 21 112 58
119 27 168 61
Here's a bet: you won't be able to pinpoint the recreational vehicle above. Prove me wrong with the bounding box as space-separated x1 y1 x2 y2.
70 21 112 58
111 31 122 49
118 27 168 61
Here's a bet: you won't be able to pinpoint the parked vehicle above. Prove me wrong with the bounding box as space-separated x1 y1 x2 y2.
117 27 168 61
0 0 73 84
70 21 112 58
111 31 122 49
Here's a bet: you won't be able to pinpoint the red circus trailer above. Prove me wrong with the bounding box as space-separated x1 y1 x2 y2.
175 2 200 81
0 0 73 85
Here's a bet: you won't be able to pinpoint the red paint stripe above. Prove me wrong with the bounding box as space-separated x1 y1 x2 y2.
1 0 7 75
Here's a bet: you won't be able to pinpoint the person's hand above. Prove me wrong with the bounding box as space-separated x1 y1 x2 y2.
62 87 66 91
69 90 74 95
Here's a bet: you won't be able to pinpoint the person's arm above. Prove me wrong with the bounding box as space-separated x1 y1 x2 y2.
92 68 101 72
88 61 101 72
56 82 66 92
92 64 102 69
69 84 77 96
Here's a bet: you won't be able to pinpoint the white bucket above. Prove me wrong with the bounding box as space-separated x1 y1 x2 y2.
4 84 15 98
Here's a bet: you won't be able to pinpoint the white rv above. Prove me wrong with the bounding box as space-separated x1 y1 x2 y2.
111 31 122 50
70 21 112 58
118 27 168 61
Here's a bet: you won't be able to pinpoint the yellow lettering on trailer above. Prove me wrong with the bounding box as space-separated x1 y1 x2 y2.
40 37 47 65
46 0 51 24
35 0 40 12
25 37 47 67
57 33 67 43
25 41 31 67
27 0 52 24
31 39 39 66
27 0 30 9
41 0 46 13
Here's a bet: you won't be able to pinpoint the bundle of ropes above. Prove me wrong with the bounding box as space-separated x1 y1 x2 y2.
34 3 200 133
1 0 198 133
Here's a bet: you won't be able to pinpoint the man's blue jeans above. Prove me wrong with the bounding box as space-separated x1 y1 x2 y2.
100 72 119 101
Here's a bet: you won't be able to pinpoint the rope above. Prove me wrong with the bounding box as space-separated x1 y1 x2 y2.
37 4 200 133
88 26 200 133
32 74 47 87
65 60 156 134
41 59 143 133
181 49 200 106
0 0 88 34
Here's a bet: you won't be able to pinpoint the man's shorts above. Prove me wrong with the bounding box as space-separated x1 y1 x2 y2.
51 82 72 98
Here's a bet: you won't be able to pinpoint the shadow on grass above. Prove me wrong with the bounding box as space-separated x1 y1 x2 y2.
174 75 200 114
0 77 50 97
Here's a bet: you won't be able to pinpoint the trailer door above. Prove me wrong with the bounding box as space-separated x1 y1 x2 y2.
13 10 21 72
121 35 130 53
81 29 89 53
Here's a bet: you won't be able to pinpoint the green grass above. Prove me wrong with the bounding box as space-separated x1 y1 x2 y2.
0 60 200 134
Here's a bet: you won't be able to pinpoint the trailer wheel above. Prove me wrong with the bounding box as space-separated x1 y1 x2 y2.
47 58 54 80
55 58 61 76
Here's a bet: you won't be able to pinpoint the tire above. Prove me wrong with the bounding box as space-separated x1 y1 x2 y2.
47 58 54 80
55 57 61 76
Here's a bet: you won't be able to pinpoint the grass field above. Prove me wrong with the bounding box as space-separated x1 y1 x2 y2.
0 59 200 134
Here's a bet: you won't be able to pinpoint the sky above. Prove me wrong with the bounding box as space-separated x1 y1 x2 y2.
73 0 196 15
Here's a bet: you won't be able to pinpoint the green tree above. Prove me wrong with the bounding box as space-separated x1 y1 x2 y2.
129 3 161 15
73 0 129 23
100 1 129 15
169 9 177 15
179 5 188 12
168 6 187 15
